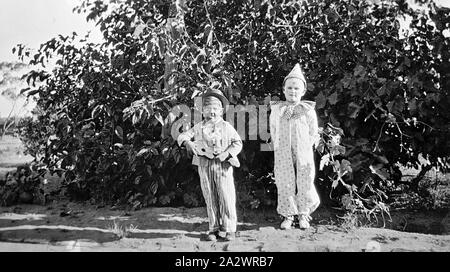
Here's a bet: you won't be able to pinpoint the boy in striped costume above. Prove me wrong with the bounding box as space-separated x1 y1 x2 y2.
177 89 242 241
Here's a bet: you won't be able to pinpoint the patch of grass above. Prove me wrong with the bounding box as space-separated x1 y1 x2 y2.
337 212 360 231
107 221 138 239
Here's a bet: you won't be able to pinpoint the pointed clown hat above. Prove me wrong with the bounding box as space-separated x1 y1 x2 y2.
283 63 307 88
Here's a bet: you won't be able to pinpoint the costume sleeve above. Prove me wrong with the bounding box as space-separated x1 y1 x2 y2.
308 109 320 148
176 123 198 147
224 122 243 157
269 103 277 143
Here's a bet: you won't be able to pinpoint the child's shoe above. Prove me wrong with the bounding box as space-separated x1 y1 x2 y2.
280 216 294 230
223 232 236 241
205 231 219 241
298 214 311 229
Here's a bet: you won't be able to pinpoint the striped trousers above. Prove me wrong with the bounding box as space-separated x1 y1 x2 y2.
198 157 237 233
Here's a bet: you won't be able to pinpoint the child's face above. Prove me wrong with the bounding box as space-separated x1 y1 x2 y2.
283 78 306 103
203 104 223 121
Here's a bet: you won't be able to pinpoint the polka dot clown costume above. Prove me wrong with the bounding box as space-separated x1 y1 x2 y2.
269 64 321 230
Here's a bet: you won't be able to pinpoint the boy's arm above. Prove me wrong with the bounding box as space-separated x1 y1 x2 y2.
269 103 277 142
224 123 243 158
177 123 197 147
308 109 320 148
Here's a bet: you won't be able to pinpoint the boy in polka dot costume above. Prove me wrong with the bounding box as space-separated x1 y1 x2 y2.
269 63 321 229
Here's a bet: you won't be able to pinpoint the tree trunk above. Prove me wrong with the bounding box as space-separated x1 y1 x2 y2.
410 164 432 192
164 0 186 92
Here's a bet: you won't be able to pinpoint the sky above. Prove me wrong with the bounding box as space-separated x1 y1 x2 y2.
0 0 102 62
0 0 102 118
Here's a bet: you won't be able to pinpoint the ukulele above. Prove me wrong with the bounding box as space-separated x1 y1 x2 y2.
193 140 216 159
192 140 240 167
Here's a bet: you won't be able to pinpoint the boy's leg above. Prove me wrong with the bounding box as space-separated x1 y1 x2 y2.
274 146 299 229
295 163 320 214
198 161 221 233
294 163 320 229
214 161 237 233
274 151 299 217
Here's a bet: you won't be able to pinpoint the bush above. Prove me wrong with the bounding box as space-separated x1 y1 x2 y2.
5 0 449 215
0 164 46 206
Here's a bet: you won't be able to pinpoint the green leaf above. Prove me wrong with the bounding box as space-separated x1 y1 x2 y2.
158 175 165 186
145 41 154 57
341 74 353 88
328 92 338 105
155 112 164 126
27 89 39 96
150 181 158 195
331 146 341 156
333 160 340 171
319 154 330 170
376 85 386 96
173 149 181 164
317 142 325 153
348 102 361 119
179 44 188 57
146 165 152 177
137 148 150 157
205 24 213 46
408 98 417 114
19 87 31 95
340 159 352 173
369 165 390 181
159 195 171 205
115 126 123 140
132 24 145 38
315 91 326 109
158 37 166 57
332 179 339 189
196 49 206 67
92 105 103 119
353 65 366 77
132 112 140 125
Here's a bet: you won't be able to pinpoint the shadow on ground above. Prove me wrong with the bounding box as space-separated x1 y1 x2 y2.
0 229 119 244
0 200 448 249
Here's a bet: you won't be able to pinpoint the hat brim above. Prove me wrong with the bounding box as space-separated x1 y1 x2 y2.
202 92 229 107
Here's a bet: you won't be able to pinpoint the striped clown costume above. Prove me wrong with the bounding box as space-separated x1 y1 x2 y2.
177 89 242 241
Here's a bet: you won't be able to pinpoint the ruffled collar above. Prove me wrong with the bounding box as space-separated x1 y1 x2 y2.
202 117 224 127
270 100 316 111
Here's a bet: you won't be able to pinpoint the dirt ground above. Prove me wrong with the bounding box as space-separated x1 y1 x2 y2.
0 200 448 252
1 136 449 252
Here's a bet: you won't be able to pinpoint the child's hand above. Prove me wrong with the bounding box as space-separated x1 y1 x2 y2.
215 151 230 162
184 141 197 156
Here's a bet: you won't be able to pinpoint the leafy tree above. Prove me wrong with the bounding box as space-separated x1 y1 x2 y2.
9 0 450 215
0 62 31 137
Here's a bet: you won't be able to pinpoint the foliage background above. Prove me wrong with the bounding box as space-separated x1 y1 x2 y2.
1 0 449 218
